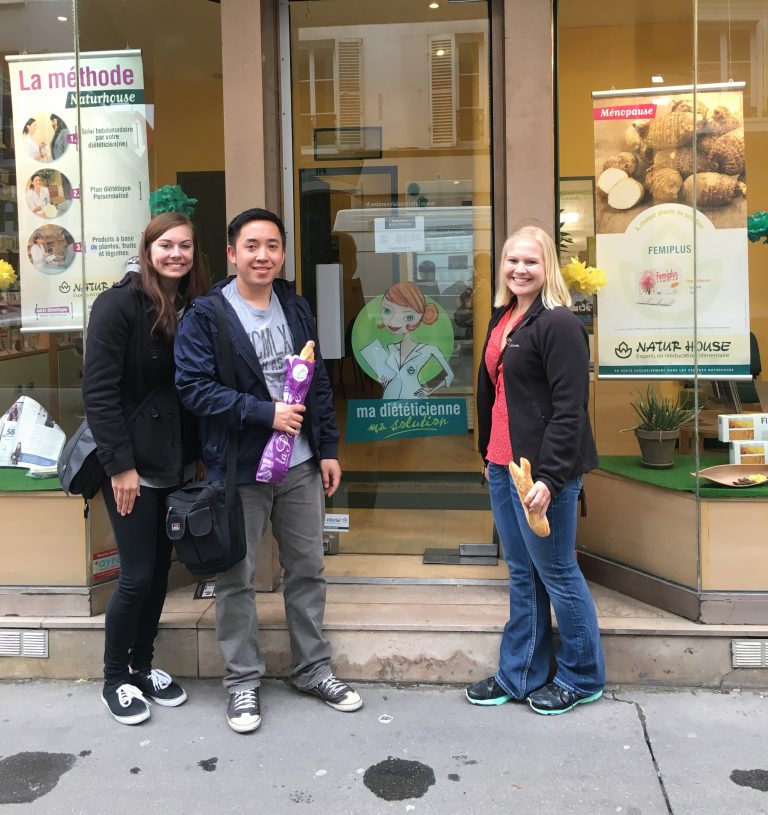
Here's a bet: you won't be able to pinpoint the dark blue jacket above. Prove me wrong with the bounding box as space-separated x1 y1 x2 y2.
174 276 339 484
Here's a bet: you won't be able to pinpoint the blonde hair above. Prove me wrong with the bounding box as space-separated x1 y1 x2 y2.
494 225 572 310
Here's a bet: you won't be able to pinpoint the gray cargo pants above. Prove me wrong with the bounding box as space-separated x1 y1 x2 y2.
215 460 332 692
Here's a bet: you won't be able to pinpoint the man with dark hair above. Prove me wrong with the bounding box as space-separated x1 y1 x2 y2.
175 207 362 733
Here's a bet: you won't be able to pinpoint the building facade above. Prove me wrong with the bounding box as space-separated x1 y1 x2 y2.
1 0 766 623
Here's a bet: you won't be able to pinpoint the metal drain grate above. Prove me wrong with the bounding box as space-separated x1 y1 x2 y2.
0 630 49 658
732 639 768 668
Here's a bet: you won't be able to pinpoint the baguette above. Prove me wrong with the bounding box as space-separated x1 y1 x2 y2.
299 340 315 362
508 457 550 537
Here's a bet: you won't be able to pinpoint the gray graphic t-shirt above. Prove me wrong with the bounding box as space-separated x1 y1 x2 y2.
223 282 313 468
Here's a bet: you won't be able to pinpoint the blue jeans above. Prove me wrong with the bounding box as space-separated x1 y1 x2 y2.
488 462 605 699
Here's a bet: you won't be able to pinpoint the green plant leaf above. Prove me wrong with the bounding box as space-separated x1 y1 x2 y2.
630 385 699 431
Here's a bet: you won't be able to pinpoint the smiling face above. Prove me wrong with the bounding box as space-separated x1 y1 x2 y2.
149 224 194 290
31 175 42 191
227 219 286 296
380 295 423 335
501 235 546 303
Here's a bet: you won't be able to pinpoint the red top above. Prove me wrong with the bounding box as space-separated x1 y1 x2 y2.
485 308 523 466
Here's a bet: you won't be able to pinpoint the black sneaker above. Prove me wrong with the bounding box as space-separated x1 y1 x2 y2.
130 668 187 707
301 674 362 712
527 682 603 715
227 687 261 733
465 676 514 706
102 683 151 725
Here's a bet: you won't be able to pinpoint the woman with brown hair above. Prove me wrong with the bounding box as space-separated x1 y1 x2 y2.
83 212 208 725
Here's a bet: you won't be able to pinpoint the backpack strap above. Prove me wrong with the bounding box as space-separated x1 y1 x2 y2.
211 297 239 506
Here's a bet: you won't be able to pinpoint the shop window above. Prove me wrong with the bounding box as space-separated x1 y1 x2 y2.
0 0 224 440
698 19 766 119
296 39 363 153
430 32 487 148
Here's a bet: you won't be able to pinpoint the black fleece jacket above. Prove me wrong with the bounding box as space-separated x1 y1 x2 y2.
476 294 598 497
83 275 196 480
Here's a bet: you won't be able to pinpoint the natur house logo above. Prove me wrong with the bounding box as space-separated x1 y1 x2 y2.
614 342 632 359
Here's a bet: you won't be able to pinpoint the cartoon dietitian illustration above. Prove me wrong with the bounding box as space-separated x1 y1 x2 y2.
356 281 454 399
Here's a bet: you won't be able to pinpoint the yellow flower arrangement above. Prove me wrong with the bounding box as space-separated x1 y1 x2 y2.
560 257 606 297
0 260 18 290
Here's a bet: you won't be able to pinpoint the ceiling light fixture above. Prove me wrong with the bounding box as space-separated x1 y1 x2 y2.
429 2 440 7
651 75 665 84
57 16 67 21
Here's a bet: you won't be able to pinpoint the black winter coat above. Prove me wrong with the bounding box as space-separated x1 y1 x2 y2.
476 294 599 497
82 275 196 480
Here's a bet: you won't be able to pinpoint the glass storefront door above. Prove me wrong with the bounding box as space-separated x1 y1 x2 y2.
287 0 495 564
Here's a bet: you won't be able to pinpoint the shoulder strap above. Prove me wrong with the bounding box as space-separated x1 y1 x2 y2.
211 296 235 389
211 297 239 503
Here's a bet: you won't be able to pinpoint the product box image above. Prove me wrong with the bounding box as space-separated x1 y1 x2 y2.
717 413 768 442
729 440 768 465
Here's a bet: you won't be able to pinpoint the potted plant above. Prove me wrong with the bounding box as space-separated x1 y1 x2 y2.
629 386 699 469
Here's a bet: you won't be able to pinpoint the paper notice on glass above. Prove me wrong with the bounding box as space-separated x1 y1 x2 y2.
0 395 66 468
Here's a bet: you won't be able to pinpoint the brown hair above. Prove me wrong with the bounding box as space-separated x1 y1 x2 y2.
378 282 439 332
135 212 208 339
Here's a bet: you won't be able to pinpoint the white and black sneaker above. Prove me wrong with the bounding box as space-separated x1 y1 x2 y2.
302 674 363 712
226 687 261 733
102 683 151 725
130 668 187 707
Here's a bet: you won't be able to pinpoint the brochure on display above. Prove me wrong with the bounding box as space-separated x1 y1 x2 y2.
0 395 65 475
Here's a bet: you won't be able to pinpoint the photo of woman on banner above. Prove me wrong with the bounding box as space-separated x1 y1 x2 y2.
20 117 50 162
25 170 73 219
27 226 76 273
49 114 70 161
25 173 50 217
355 281 454 399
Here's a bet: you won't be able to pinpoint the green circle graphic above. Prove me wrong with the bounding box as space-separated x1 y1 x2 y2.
351 292 455 389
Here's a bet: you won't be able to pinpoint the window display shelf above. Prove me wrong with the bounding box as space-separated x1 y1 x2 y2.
0 347 49 360
0 342 74 360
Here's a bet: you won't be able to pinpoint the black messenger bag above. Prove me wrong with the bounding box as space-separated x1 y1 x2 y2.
165 480 246 575
57 420 103 500
59 383 164 501
165 297 246 575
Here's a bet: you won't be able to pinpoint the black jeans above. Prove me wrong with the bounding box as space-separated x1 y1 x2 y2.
102 483 174 687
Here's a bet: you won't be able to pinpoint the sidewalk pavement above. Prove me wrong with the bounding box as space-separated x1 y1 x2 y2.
1 679 767 814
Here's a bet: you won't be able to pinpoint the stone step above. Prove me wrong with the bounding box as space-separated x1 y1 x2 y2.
2 582 768 688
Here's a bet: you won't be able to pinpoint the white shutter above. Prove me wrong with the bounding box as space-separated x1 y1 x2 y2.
429 34 456 148
336 39 363 148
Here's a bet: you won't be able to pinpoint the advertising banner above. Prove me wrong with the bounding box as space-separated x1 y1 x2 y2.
5 50 150 331
592 83 750 378
345 281 468 441
346 398 468 442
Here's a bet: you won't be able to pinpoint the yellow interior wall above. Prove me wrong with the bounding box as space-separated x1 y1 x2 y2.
559 19 767 454
151 78 225 187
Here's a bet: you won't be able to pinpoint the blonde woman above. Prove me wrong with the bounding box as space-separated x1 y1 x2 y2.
467 225 604 715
